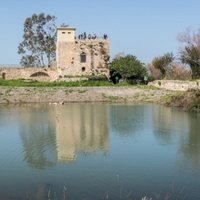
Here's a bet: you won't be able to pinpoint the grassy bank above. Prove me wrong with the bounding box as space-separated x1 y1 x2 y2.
0 78 130 87
162 89 200 112
2 78 199 113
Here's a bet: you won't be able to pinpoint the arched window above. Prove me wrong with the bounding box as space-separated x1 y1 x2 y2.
80 52 86 63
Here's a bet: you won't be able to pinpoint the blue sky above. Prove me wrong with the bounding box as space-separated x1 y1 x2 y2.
0 0 200 65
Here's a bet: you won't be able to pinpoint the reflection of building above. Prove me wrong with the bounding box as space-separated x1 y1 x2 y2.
49 104 109 162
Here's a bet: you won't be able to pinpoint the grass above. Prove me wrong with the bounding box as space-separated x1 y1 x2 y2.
161 89 200 112
106 95 120 101
188 90 200 112
161 92 184 105
0 78 150 88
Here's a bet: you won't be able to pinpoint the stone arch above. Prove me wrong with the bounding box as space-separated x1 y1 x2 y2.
30 72 50 77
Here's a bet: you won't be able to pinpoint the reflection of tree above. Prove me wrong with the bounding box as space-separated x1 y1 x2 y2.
152 105 200 169
109 105 145 136
152 105 189 144
19 106 57 169
180 113 200 169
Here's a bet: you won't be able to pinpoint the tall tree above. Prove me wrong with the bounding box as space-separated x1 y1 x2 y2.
178 29 200 79
152 52 174 79
18 13 56 67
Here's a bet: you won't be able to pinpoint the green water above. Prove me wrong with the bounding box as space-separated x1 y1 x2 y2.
0 103 200 200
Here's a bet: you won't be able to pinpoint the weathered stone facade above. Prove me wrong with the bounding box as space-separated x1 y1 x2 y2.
57 27 109 78
0 26 110 82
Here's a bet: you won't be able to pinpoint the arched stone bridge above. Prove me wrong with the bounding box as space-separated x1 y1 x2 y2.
0 67 58 82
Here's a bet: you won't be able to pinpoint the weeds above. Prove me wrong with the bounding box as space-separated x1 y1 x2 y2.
65 89 75 94
161 92 184 105
106 95 120 101
188 90 200 112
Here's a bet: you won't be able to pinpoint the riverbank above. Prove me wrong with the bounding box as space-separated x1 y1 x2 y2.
1 84 199 112
0 85 176 104
162 89 200 112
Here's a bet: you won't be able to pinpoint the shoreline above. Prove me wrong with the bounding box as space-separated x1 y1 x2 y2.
0 86 177 105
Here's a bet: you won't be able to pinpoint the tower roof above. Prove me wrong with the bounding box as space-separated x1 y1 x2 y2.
57 27 76 31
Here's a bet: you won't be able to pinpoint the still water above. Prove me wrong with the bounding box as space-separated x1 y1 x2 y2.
0 103 200 200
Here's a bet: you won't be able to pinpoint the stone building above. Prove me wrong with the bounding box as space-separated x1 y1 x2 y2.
0 26 110 81
56 27 110 78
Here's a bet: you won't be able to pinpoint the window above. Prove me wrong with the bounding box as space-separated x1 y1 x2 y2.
68 32 71 34
2 72 6 79
80 52 86 63
62 32 66 34
82 67 86 72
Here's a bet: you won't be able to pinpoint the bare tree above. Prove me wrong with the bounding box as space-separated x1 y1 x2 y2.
178 28 200 79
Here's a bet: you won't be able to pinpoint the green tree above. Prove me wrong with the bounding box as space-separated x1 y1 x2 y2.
18 13 57 67
152 52 174 79
110 54 147 81
178 29 200 79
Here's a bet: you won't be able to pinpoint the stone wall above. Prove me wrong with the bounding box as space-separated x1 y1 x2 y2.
149 80 200 91
57 39 109 77
0 67 58 82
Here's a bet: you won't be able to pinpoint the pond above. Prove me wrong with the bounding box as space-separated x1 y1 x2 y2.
0 103 200 200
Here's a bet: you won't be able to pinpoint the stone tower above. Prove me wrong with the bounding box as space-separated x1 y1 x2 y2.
56 27 109 77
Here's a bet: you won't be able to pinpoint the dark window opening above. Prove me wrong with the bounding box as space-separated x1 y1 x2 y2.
68 32 71 34
80 53 86 63
82 67 86 72
2 73 6 79
30 72 50 77
62 32 66 34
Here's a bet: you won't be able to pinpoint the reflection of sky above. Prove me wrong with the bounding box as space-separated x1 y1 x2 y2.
109 104 151 136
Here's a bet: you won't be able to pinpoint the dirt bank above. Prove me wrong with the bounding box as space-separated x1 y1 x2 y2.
0 86 177 104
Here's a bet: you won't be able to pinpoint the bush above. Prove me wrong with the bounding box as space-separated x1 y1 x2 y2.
88 75 108 81
110 54 147 82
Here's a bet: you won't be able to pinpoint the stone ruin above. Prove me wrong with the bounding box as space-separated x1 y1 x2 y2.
0 27 110 82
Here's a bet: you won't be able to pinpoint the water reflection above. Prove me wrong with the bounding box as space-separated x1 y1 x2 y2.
18 105 57 169
1 104 200 199
152 106 190 144
18 104 109 168
49 104 109 162
152 105 200 169
109 104 146 136
179 113 200 170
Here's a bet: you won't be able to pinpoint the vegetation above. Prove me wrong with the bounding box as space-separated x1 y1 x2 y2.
152 52 175 79
162 90 200 112
109 54 147 83
0 78 132 87
178 29 200 79
18 13 56 67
